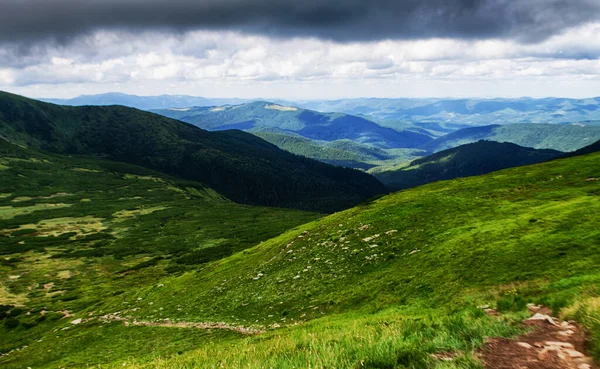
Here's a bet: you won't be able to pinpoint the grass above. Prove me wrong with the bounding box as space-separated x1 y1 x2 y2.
1 145 599 368
108 308 524 369
0 203 74 220
562 296 600 358
0 143 321 367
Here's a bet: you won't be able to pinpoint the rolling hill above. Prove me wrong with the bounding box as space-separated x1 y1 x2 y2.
153 102 433 149
0 91 385 212
371 141 563 190
420 123 600 153
251 131 400 170
2 139 597 368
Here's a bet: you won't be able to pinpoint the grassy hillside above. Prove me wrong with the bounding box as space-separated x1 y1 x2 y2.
421 123 600 153
372 141 563 190
0 139 322 366
153 102 433 149
0 91 385 212
3 144 597 368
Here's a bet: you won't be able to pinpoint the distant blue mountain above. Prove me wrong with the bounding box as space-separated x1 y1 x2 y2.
153 101 433 149
292 97 600 126
42 94 600 128
41 93 251 111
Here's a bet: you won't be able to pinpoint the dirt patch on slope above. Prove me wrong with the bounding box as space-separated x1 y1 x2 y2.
480 306 598 369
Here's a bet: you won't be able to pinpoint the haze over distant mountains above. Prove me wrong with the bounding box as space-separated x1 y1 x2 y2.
42 93 250 111
154 102 432 149
44 93 600 127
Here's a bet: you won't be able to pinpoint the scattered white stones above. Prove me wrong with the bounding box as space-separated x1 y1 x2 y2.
526 303 543 313
409 249 421 255
516 342 533 349
528 313 558 326
362 234 380 242
385 230 398 235
544 341 574 349
70 318 82 325
566 349 585 358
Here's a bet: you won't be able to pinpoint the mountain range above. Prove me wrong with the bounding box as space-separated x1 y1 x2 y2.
41 93 249 111
0 91 384 212
153 102 433 149
43 93 600 127
294 97 600 126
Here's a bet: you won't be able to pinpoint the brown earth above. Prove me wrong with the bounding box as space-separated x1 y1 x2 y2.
480 305 598 369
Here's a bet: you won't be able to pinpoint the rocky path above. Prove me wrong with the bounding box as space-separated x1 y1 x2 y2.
97 312 266 335
480 305 598 369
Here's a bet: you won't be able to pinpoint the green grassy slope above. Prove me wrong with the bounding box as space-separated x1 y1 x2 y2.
0 91 385 212
119 149 599 325
372 141 563 190
153 102 433 149
3 147 591 368
0 139 321 367
421 123 600 153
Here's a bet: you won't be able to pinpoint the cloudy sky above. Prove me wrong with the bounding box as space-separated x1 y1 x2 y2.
1 0 600 99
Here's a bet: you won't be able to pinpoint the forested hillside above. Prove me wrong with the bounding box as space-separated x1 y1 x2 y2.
372 141 563 190
420 124 600 153
0 91 385 212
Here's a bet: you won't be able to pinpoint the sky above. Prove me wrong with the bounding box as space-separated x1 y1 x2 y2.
0 0 600 100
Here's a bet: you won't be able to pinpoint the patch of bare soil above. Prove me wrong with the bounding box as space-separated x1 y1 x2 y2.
480 305 598 369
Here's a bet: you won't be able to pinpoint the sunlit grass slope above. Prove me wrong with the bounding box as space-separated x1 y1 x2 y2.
107 150 599 368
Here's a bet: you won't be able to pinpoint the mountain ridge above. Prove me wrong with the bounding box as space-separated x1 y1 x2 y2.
372 140 563 190
152 101 434 149
0 91 385 212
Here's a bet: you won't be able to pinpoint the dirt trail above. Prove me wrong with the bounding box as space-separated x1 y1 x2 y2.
480 305 598 369
98 313 266 335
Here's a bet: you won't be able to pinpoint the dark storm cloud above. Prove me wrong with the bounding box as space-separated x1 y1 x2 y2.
0 0 599 45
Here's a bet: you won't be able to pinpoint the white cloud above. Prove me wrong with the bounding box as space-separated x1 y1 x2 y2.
1 24 600 99
0 69 14 84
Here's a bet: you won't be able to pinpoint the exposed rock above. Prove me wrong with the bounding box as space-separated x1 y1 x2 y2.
516 342 533 349
362 234 380 242
528 313 558 326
